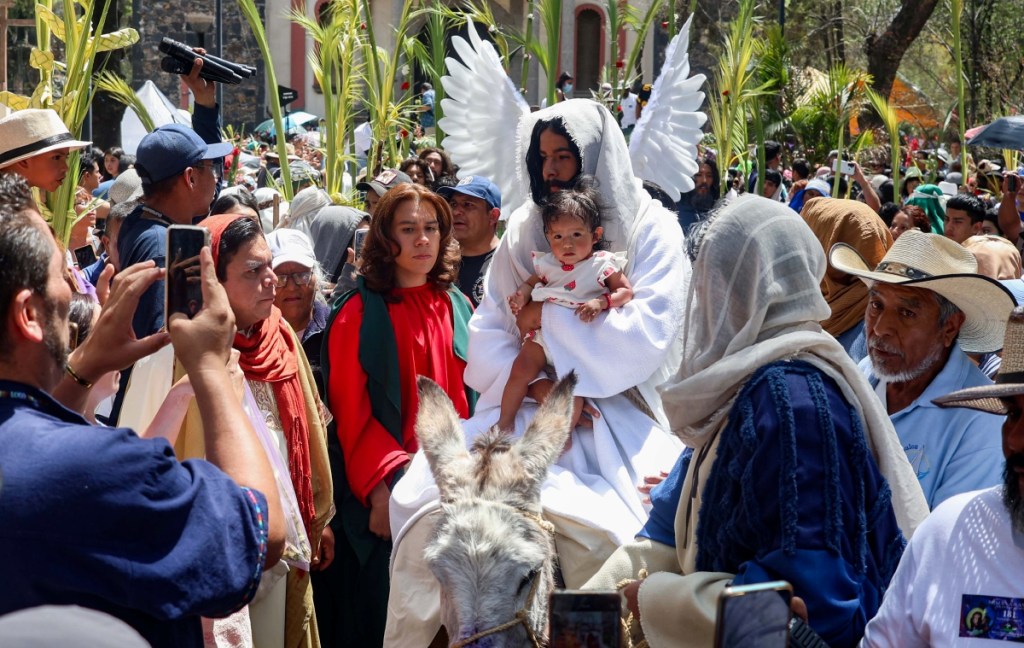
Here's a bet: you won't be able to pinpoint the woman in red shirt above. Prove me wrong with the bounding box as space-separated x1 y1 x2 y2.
322 182 474 645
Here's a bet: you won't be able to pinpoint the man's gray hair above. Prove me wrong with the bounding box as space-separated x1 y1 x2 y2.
935 292 962 327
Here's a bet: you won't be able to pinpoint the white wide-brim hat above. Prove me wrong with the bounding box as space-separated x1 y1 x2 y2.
829 229 1016 354
0 109 91 168
934 307 1024 413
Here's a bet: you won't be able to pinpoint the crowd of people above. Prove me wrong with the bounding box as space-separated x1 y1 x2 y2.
0 53 1023 648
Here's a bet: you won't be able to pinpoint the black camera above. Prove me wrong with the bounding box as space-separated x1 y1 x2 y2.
159 38 256 86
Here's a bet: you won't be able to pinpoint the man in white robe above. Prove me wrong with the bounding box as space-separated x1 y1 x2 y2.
384 99 689 646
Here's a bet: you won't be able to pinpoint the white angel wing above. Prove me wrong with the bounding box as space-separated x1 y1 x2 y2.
628 15 708 202
438 27 531 213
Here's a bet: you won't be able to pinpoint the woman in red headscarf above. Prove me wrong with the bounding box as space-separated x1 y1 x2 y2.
189 214 333 648
321 183 475 646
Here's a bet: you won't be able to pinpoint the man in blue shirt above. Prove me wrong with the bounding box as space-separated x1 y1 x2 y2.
0 174 284 647
418 82 436 135
831 229 1016 508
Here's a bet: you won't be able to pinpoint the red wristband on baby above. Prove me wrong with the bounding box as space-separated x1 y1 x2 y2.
603 293 612 310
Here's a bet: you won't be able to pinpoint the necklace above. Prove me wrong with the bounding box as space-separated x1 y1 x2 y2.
0 389 41 408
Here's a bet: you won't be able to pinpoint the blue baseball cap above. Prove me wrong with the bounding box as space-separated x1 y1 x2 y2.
135 124 234 185
438 175 501 210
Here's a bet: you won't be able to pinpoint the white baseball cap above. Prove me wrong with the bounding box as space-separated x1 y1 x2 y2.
265 228 317 270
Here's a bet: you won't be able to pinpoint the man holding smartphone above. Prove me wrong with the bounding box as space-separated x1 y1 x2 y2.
0 173 284 648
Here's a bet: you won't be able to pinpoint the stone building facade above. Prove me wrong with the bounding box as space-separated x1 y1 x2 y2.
128 0 662 131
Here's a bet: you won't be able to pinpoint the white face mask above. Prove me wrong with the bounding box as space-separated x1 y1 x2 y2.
563 83 573 94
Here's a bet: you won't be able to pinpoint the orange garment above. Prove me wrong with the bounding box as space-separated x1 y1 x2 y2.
326 283 470 505
801 197 892 337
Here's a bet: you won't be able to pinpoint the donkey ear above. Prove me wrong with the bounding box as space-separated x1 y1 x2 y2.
415 376 471 500
516 371 577 487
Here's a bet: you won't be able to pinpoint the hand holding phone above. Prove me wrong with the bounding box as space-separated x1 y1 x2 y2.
353 228 368 260
714 581 792 648
166 225 210 320
549 590 623 647
73 244 98 269
832 159 855 176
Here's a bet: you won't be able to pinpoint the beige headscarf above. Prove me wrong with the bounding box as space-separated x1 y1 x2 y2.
962 234 1023 280
800 197 892 337
658 195 928 537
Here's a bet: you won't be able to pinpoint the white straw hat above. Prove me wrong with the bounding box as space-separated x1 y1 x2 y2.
934 306 1024 413
0 109 91 168
829 229 1016 353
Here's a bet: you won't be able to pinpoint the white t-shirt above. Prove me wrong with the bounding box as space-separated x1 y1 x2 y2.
862 486 1024 647
620 93 637 129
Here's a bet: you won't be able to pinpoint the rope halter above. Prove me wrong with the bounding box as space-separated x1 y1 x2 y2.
449 504 554 648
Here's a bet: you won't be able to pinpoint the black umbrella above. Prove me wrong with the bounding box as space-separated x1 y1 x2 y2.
966 115 1024 149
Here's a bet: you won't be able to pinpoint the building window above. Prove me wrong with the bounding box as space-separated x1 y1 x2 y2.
574 8 602 94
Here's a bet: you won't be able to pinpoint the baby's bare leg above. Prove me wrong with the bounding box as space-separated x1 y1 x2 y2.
496 339 548 432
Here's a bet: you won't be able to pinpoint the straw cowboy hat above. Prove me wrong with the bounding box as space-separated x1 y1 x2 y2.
0 109 91 168
933 307 1024 414
829 229 1016 354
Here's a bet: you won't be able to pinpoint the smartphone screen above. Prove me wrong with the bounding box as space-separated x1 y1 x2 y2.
714 581 792 648
353 228 368 260
73 244 98 269
166 225 209 319
549 590 622 647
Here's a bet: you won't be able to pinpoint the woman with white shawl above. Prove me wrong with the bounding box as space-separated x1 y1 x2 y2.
384 99 689 646
584 195 929 648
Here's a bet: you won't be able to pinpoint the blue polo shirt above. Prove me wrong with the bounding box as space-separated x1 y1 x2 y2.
0 381 269 648
860 345 1004 509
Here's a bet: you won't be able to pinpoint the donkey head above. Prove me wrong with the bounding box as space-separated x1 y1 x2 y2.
416 372 577 647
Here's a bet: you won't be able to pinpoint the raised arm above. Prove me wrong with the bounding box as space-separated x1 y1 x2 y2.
54 261 171 414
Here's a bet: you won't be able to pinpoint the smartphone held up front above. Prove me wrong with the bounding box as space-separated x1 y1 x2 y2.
166 225 209 319
714 580 793 648
549 590 623 648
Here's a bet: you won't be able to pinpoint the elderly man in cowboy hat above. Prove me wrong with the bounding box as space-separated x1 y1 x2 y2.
0 109 91 192
862 306 1024 646
830 230 1017 508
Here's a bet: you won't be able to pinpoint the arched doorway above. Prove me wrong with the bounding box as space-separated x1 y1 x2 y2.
574 7 604 96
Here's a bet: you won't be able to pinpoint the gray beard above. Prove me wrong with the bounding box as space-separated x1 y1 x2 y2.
868 341 944 384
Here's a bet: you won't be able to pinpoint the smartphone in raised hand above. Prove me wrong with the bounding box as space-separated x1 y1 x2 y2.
165 225 209 319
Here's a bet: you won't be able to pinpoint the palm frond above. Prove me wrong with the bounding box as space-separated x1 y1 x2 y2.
866 87 901 197
95 71 155 132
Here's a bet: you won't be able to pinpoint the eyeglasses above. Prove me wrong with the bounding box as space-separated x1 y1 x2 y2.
195 161 223 181
275 271 313 288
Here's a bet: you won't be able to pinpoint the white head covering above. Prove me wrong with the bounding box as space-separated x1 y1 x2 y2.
659 194 929 537
512 99 647 259
279 186 331 236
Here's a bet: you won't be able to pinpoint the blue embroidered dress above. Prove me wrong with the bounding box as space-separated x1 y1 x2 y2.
640 361 906 648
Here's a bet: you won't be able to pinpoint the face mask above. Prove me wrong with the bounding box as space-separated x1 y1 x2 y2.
563 83 573 94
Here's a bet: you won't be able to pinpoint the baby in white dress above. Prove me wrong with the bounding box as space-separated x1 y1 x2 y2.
498 178 634 431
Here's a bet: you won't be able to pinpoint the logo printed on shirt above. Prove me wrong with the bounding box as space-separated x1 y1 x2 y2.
904 443 930 480
960 594 1024 641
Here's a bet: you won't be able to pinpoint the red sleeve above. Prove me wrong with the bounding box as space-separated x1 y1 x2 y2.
325 296 410 505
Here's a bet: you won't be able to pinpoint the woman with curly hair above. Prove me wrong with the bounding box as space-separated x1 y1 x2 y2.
399 157 433 187
320 182 475 646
